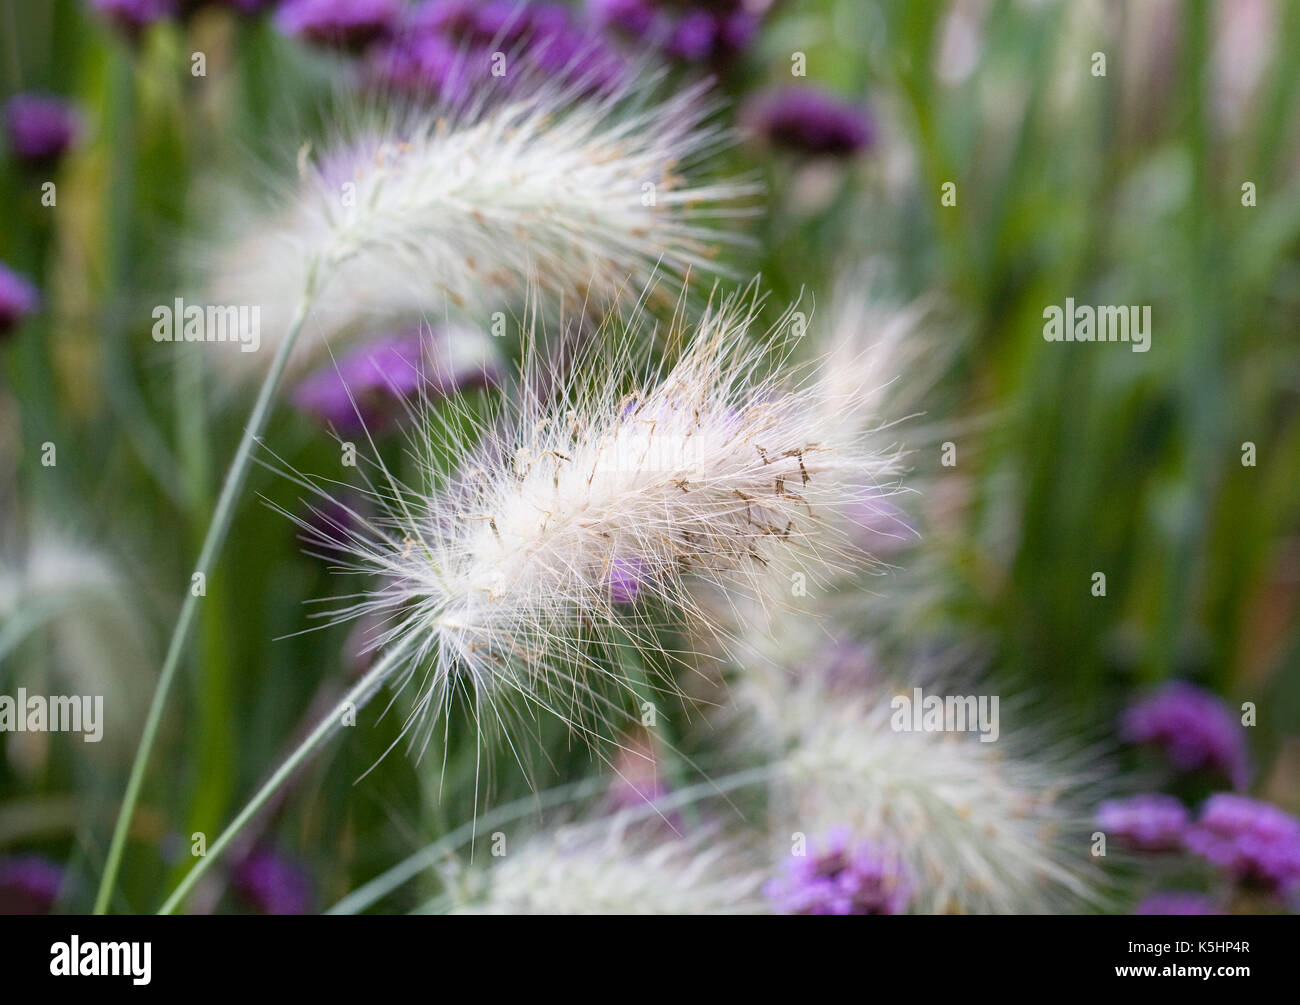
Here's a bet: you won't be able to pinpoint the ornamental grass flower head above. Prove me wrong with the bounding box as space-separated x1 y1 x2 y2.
291 323 501 433
742 87 875 156
765 827 910 915
1121 681 1250 789
1095 793 1189 852
746 670 1107 914
0 855 63 915
0 263 41 338
284 288 896 762
453 816 763 914
4 94 80 166
203 71 752 382
1183 793 1300 894
0 530 152 749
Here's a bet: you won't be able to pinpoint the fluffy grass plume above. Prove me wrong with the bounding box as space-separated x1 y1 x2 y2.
284 286 902 765
751 668 1108 914
449 816 763 915
205 72 753 379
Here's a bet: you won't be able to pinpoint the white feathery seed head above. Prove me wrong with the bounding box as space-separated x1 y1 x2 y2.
284 286 903 763
0 529 152 749
205 74 753 379
450 816 763 914
755 671 1108 914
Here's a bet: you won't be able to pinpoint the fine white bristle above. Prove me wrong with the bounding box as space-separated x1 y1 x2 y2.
278 287 901 766
746 666 1108 915
205 74 754 378
450 817 764 914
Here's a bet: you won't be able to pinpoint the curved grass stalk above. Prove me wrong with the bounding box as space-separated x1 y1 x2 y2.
93 260 322 914
157 634 413 915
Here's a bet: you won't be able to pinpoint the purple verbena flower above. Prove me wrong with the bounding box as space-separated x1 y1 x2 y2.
589 0 764 63
743 87 875 156
367 34 480 104
1135 891 1220 915
1184 794 1300 894
588 0 655 35
396 0 625 98
90 0 178 36
717 8 760 52
292 325 499 433
606 556 648 605
275 0 400 51
231 848 313 915
665 10 716 61
1121 681 1250 789
0 263 41 338
1096 793 1189 852
765 827 910 915
4 94 79 165
0 855 63 915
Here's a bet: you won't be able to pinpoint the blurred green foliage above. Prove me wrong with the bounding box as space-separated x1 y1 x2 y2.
1 0 1298 913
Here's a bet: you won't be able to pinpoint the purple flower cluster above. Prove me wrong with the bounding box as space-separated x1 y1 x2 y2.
765 827 910 915
0 263 41 338
291 325 499 433
231 848 314 915
742 87 875 156
0 855 63 915
370 1 625 102
588 0 765 64
1135 891 1220 915
1096 793 1189 852
276 0 401 50
4 94 80 165
1121 681 1250 789
1184 794 1300 894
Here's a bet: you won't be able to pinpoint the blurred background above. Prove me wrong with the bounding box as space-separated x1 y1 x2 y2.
1 0 1298 914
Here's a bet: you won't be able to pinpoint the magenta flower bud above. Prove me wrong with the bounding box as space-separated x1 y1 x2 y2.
606 556 648 605
1121 681 1250 789
0 855 63 915
587 0 655 35
589 1 764 63
665 11 717 61
1096 794 1189 852
292 326 500 434
1184 794 1300 894
765 827 910 915
231 848 314 915
275 0 400 51
4 94 79 165
743 87 875 156
0 263 41 338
